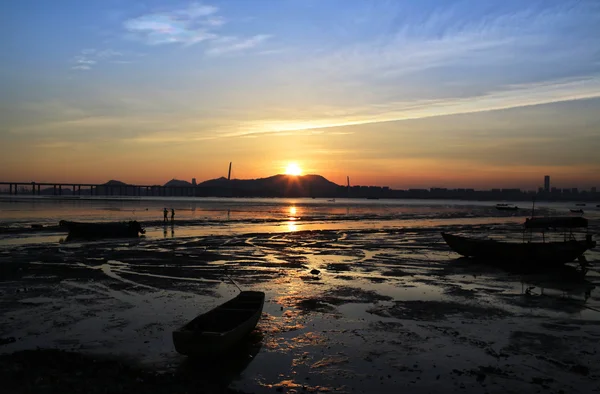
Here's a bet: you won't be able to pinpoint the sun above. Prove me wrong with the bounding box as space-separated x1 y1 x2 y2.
285 162 302 176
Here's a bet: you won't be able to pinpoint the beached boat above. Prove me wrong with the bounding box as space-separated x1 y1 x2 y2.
59 220 145 239
173 291 265 357
442 217 596 267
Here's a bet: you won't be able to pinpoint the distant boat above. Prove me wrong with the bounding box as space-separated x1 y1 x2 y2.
575 203 586 206
328 198 336 202
442 216 595 267
496 204 519 211
59 220 145 240
173 291 265 356
366 197 380 200
570 209 584 214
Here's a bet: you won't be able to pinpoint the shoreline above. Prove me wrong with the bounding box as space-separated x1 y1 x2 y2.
2 194 600 204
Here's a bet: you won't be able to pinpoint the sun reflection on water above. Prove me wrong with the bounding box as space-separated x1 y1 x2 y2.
287 221 298 232
289 206 297 217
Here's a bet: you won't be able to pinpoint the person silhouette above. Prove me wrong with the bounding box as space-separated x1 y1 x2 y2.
171 208 175 223
163 208 168 223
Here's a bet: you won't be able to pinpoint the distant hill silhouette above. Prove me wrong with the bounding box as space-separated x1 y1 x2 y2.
103 180 128 186
164 179 192 187
198 174 341 197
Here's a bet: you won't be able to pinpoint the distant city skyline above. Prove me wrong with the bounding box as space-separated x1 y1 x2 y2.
1 1 599 188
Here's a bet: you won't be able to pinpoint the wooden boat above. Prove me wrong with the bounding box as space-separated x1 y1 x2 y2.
59 220 145 239
173 291 265 356
442 217 596 267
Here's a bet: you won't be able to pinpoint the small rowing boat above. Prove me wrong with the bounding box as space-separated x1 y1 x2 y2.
59 220 145 240
173 291 265 356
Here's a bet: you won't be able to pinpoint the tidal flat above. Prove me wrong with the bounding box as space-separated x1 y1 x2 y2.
1 227 599 393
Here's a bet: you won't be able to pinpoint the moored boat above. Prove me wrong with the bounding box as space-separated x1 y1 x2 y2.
442 217 595 267
59 220 145 240
173 291 265 357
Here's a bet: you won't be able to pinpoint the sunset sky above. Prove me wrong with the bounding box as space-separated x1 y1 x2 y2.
1 0 599 190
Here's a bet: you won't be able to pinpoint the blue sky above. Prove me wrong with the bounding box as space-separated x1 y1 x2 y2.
1 0 599 188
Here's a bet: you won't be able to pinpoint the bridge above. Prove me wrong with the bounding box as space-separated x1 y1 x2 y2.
0 182 202 197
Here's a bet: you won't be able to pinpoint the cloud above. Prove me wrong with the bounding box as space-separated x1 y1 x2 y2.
123 3 220 46
206 34 271 56
124 14 217 45
209 76 600 138
122 2 268 54
70 48 123 70
69 48 143 71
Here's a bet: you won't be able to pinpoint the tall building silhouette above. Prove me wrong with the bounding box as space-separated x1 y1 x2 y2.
544 175 550 192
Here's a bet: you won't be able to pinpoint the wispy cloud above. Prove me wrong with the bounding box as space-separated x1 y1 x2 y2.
228 77 600 137
206 34 271 56
70 48 123 70
122 2 268 54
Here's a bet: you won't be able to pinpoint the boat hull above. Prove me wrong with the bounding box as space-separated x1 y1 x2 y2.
173 291 265 357
59 220 145 240
441 232 594 266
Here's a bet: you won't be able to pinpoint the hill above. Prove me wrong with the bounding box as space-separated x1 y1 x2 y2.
103 180 128 186
198 174 342 197
164 179 192 187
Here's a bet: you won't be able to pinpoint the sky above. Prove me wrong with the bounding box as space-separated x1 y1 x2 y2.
1 0 600 190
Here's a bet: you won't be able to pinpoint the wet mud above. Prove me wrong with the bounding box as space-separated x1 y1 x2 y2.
1 227 599 393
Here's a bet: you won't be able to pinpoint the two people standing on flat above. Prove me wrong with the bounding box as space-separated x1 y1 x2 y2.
163 208 175 223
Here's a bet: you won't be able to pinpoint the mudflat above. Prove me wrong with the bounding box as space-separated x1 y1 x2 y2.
1 227 599 393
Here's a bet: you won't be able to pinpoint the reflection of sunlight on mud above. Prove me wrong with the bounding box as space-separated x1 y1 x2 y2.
311 355 349 369
259 379 342 393
261 311 305 338
294 332 326 346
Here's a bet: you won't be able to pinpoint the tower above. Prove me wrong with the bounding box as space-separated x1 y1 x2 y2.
544 175 550 193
